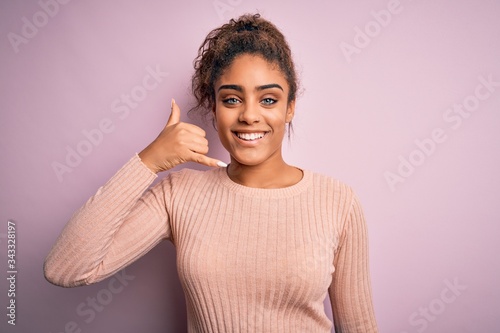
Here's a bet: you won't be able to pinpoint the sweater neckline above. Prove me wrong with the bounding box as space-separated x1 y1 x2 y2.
216 166 312 198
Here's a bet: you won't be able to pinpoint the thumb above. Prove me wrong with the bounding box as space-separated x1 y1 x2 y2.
166 98 181 126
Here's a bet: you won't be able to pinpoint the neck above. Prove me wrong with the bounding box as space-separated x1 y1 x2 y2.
227 156 302 189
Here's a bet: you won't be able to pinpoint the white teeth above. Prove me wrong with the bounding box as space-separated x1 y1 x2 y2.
236 132 265 141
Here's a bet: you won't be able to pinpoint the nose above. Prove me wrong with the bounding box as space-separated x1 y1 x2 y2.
238 101 260 124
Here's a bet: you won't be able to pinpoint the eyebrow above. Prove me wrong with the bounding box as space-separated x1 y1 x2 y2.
217 83 284 92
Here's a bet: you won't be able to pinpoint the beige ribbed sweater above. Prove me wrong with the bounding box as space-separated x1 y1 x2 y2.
44 155 378 332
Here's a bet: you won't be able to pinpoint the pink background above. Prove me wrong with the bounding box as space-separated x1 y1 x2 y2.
1 0 499 332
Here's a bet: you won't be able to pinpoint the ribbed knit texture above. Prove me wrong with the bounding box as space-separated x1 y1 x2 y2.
44 155 378 332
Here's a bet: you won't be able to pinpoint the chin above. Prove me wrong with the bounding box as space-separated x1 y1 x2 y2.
229 151 269 167
231 157 264 167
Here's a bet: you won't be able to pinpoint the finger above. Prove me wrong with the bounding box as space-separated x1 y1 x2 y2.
186 137 209 155
189 152 227 168
181 123 206 137
166 98 181 126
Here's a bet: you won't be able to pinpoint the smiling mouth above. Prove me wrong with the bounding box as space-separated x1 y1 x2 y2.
233 132 267 141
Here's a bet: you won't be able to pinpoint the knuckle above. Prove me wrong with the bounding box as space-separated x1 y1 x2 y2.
193 155 204 164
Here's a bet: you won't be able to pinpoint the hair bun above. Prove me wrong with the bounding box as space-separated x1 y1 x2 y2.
232 13 260 32
236 22 258 32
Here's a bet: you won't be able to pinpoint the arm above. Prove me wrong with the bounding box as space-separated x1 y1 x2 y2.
44 100 225 287
43 155 170 287
329 193 378 332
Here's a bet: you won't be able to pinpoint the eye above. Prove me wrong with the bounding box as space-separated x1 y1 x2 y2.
261 98 277 105
222 97 240 105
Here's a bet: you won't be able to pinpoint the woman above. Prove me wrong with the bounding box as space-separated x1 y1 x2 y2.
44 13 379 332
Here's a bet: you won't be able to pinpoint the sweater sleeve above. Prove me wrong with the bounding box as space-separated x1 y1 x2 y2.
44 154 172 288
329 192 378 332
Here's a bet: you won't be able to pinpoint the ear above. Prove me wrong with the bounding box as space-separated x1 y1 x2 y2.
285 100 295 123
211 104 218 131
212 105 217 122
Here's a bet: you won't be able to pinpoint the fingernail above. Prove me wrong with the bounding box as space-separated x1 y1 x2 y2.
171 98 175 109
217 161 228 168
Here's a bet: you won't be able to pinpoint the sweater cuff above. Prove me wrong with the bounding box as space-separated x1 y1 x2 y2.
133 153 158 178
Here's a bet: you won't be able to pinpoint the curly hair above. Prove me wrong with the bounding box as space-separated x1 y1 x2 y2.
190 13 299 126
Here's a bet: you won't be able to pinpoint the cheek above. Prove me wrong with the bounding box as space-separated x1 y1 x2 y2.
215 107 239 125
269 111 289 129
214 112 234 139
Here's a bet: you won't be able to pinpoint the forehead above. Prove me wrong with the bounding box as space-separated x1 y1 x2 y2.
216 54 289 91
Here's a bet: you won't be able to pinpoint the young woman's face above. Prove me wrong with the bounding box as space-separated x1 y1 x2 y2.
214 54 295 167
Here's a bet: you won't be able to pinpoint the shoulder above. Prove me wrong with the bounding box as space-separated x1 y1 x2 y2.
306 170 356 199
305 170 362 217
